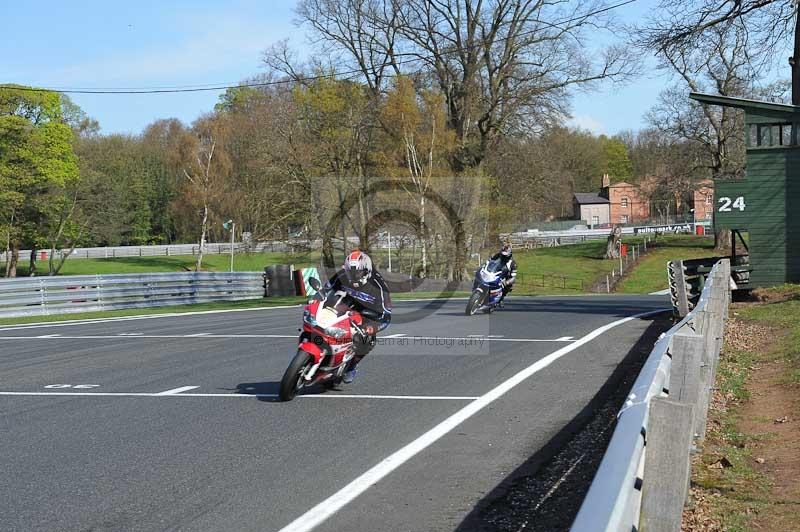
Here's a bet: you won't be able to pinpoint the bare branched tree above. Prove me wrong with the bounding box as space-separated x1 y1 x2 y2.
278 0 636 171
640 20 768 248
637 0 799 103
178 117 230 271
645 23 756 180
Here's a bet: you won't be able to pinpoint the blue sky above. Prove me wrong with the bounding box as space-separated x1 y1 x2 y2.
2 0 675 136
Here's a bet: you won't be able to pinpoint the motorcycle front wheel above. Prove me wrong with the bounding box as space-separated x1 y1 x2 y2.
279 350 314 401
465 291 483 316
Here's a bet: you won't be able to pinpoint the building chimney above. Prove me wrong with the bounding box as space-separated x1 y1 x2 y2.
601 173 610 188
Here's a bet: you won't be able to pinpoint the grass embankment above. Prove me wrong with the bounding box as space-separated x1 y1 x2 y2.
0 235 715 325
683 285 800 531
0 251 320 277
513 234 714 295
2 235 714 295
616 236 716 294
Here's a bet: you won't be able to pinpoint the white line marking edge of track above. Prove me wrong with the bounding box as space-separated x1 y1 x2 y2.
0 392 479 400
1 334 577 342
0 305 304 331
155 386 199 395
277 308 668 532
0 296 475 331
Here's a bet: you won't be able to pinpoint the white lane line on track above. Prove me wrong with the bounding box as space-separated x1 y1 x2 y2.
277 308 668 532
649 288 671 295
0 334 576 342
0 392 478 400
0 305 304 331
155 386 199 395
555 336 574 341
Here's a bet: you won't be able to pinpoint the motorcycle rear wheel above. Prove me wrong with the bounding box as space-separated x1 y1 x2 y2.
279 350 313 401
465 291 483 316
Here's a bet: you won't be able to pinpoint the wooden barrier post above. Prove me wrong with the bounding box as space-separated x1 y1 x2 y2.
641 397 695 532
669 330 705 411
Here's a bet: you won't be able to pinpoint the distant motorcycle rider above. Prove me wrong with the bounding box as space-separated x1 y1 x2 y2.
322 250 392 383
490 244 517 306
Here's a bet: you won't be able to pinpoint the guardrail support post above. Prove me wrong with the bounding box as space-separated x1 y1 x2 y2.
640 397 694 532
669 330 704 410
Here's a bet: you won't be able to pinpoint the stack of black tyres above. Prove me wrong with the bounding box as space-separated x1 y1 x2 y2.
265 265 296 297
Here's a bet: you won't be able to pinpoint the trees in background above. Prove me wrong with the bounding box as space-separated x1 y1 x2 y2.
0 75 700 279
290 0 634 172
269 0 636 278
0 85 80 276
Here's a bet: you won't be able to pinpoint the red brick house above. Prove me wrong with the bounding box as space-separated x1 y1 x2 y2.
601 175 651 225
692 180 715 222
573 174 714 225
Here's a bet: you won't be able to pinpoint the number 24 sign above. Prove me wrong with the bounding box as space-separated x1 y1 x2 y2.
718 196 746 212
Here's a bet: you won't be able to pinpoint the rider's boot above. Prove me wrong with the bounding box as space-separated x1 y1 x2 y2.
343 355 364 383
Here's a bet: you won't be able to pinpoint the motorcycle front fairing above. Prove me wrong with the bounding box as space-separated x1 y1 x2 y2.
472 260 505 307
299 291 358 367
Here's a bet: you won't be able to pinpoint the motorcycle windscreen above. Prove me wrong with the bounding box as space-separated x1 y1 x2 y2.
484 259 504 273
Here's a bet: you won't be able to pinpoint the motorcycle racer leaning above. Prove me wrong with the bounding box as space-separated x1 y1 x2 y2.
322 250 392 383
490 244 517 306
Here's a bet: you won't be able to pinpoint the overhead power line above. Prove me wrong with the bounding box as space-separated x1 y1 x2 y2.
2 0 638 96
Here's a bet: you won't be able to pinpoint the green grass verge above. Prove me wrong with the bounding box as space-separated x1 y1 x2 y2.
616 236 716 294
691 285 800 530
692 346 772 532
1 235 714 298
514 234 714 295
0 251 320 277
738 285 800 384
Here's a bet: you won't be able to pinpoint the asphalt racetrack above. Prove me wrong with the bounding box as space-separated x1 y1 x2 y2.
0 295 668 532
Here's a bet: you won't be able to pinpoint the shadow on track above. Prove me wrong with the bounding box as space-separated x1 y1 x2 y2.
233 381 344 402
438 296 667 320
453 315 671 532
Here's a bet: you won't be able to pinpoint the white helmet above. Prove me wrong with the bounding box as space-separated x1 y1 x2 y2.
343 250 373 287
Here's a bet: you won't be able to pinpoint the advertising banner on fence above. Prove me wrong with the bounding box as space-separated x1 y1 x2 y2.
634 224 692 234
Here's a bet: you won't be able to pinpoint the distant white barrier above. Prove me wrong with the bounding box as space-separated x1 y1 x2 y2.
0 272 268 318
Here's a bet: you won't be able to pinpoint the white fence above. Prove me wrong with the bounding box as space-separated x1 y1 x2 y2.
503 222 713 248
0 272 268 318
571 259 730 532
0 241 314 263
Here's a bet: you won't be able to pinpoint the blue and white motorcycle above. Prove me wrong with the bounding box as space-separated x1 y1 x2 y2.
465 259 506 316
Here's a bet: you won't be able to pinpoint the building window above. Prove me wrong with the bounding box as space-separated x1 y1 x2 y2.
750 123 796 147
592 215 599 226
782 124 794 146
621 197 629 208
705 193 712 205
620 215 629 224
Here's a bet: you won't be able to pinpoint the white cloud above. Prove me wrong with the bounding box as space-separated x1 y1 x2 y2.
567 114 606 135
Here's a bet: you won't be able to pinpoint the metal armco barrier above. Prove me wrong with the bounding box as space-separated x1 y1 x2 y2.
0 272 268 318
572 259 731 532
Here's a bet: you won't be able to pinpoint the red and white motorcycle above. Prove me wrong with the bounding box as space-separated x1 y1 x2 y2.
279 278 366 401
